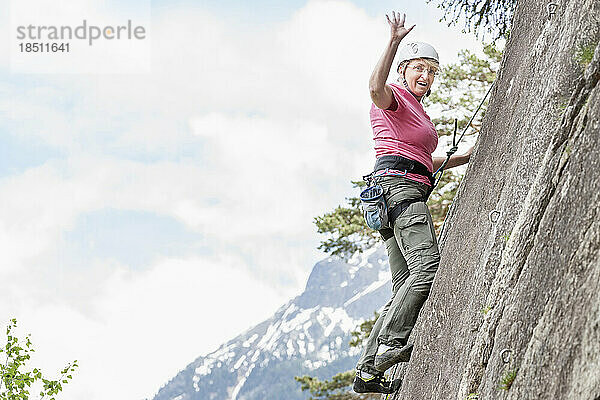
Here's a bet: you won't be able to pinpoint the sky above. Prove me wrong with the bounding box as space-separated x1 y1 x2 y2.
0 0 483 398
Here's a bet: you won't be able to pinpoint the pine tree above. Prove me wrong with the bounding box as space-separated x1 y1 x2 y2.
294 314 380 400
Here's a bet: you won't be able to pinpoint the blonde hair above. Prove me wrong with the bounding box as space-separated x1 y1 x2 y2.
397 58 440 74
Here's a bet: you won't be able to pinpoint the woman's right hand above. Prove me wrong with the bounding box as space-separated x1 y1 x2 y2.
369 11 414 109
386 11 415 43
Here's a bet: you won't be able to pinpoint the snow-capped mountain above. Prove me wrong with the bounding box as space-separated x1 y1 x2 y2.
153 246 391 400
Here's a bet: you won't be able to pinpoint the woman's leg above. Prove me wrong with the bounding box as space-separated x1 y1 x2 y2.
377 201 440 347
356 229 410 374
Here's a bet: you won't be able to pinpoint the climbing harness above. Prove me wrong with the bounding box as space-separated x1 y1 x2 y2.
373 155 435 187
361 81 495 231
361 154 434 230
360 177 423 232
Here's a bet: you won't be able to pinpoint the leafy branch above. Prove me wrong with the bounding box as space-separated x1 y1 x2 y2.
0 319 78 400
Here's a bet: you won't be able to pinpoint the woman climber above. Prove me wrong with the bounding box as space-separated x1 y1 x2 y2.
353 11 473 394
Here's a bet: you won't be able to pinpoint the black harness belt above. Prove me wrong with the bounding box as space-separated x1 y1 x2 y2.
372 155 434 227
373 155 434 186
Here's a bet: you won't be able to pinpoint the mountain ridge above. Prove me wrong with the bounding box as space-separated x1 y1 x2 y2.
153 245 391 400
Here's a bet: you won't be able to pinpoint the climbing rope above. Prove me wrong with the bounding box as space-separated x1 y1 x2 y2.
432 81 496 189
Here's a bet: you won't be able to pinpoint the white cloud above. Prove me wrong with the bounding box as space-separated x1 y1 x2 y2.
0 0 487 399
12 256 285 400
0 149 329 398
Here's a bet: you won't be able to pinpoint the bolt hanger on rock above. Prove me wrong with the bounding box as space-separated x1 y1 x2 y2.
547 2 559 20
500 348 512 364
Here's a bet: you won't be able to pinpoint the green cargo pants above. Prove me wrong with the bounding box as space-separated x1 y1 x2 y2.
356 175 440 374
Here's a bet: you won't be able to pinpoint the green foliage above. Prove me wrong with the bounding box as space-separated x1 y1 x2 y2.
295 312 380 400
556 97 569 113
294 371 378 400
0 319 78 400
574 44 595 68
499 368 517 390
349 312 379 348
428 0 514 41
425 44 500 138
480 305 491 315
314 181 380 259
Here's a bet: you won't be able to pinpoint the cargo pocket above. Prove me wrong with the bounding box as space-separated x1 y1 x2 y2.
395 205 434 252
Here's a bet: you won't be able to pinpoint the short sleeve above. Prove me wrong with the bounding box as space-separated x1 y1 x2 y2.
385 84 408 112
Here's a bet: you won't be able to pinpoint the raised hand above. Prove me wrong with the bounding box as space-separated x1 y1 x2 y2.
386 11 415 42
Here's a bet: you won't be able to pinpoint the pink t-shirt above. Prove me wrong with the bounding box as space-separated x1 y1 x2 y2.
371 83 438 186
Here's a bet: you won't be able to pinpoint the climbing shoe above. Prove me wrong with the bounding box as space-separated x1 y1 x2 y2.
374 343 414 372
353 371 401 394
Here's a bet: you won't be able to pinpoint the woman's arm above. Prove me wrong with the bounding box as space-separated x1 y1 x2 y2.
369 12 414 109
432 146 474 171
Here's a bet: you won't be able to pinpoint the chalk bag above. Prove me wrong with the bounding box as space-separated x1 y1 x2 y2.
360 184 388 231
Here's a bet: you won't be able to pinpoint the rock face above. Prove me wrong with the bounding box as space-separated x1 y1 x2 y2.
393 0 600 399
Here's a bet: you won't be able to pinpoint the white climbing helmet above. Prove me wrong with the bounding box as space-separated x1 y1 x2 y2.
396 42 439 67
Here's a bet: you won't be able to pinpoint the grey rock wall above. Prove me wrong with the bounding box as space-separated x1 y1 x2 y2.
391 0 600 399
